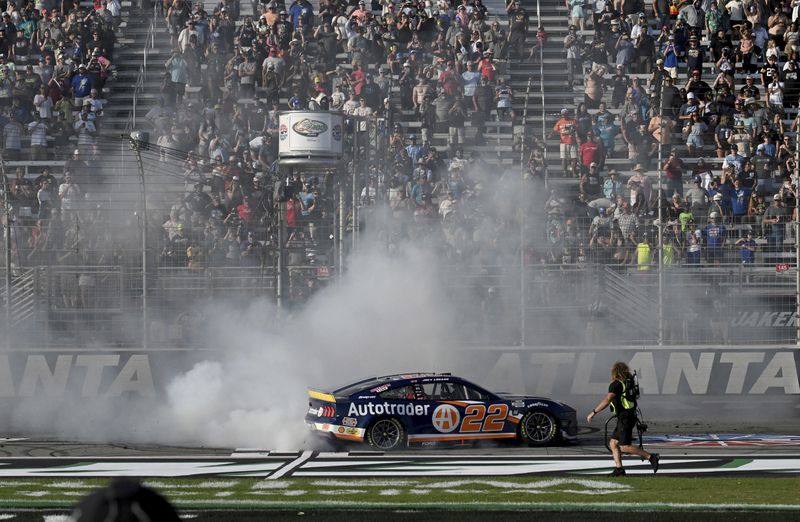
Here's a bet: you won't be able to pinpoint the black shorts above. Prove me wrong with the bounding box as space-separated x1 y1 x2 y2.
612 412 637 446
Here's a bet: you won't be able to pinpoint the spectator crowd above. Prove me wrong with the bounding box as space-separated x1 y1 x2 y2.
549 0 800 268
3 0 798 282
144 0 547 273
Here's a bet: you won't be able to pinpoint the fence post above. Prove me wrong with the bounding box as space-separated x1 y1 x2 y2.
129 135 149 349
2 166 11 349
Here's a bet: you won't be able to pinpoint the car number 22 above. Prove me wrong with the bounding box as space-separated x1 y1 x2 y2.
460 404 509 432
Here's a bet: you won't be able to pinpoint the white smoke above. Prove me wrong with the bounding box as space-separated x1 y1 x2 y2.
154 243 457 449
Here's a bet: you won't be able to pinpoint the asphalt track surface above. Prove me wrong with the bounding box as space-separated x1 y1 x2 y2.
0 419 798 457
0 423 796 520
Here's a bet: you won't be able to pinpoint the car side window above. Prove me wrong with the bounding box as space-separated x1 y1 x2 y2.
421 382 467 401
463 384 488 401
379 385 417 400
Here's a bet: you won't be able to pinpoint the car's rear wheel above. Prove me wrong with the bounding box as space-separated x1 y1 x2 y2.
519 410 558 446
366 418 405 450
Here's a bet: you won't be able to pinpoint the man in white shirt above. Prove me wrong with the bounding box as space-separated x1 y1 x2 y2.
353 97 373 116
178 21 199 52
87 88 104 116
342 91 359 115
725 0 744 24
28 114 48 160
73 112 96 151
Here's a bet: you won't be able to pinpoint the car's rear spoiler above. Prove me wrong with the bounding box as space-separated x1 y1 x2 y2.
308 389 336 402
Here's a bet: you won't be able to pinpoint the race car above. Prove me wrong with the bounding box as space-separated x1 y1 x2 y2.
305 372 577 450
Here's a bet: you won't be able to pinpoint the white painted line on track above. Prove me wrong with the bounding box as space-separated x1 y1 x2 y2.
267 451 314 480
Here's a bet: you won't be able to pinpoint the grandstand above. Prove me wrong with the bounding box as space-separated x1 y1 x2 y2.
1 0 799 348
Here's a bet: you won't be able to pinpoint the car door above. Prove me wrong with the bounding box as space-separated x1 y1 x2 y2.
458 383 515 440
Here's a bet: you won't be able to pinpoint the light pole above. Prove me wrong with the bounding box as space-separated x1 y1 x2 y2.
657 90 665 346
129 132 149 350
1 159 11 349
795 137 799 345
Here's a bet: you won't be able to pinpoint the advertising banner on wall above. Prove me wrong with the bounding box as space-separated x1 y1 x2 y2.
1 347 796 420
455 346 800 418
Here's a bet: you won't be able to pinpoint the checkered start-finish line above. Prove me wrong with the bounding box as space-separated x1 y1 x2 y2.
0 452 795 477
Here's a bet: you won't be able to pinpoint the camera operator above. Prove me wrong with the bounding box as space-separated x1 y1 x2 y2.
587 361 660 477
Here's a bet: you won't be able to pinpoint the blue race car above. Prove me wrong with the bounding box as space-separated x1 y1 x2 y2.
305 372 578 450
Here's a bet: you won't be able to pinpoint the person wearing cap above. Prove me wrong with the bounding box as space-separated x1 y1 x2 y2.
662 33 679 79
678 90 701 122
722 144 745 175
685 112 708 157
685 69 711 100
782 60 800 108
679 0 701 29
603 169 625 200
580 160 603 200
763 192 787 256
564 24 583 85
739 74 761 101
730 121 751 157
614 32 634 74
703 208 727 265
760 53 781 88
289 0 314 30
70 63 93 107
579 130 605 173
506 1 529 60
735 229 757 265
661 150 685 198
553 108 578 175
729 177 752 225
349 1 369 22
648 58 667 96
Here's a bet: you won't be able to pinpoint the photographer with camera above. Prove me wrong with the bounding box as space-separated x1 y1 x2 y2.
587 361 659 477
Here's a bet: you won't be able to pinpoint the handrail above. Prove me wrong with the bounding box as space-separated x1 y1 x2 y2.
536 0 546 187
521 76 531 168
126 5 158 131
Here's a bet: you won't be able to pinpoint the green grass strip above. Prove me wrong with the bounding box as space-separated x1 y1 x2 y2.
0 476 795 512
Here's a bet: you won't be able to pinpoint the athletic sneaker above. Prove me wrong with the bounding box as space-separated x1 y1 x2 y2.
609 468 626 477
649 453 660 473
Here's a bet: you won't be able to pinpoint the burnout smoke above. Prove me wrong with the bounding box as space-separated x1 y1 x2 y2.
163 243 457 449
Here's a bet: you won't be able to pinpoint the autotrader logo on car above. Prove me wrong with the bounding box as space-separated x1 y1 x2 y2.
348 403 431 416
432 404 460 433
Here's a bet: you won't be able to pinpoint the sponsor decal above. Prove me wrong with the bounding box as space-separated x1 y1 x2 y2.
460 404 509 432
342 417 358 427
357 395 376 399
347 402 430 417
370 384 390 393
432 404 460 433
511 400 525 408
279 124 288 141
346 428 359 435
730 311 799 328
292 118 328 137
337 427 345 434
527 402 548 408
308 407 319 416
332 124 342 141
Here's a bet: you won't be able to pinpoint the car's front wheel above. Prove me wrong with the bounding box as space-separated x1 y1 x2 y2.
519 410 558 446
366 417 406 450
